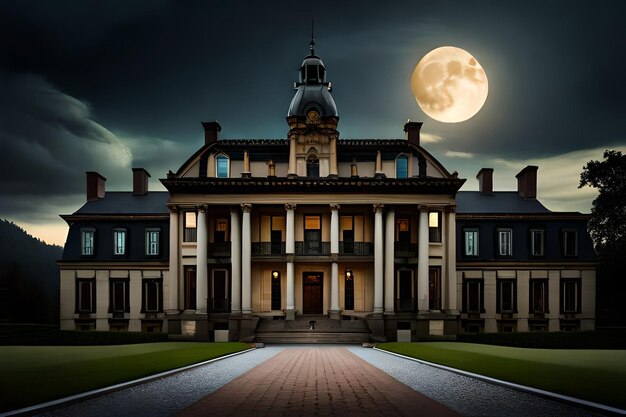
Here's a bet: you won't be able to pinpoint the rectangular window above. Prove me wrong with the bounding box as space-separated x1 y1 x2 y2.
396 155 408 179
76 278 96 313
184 211 197 242
341 216 354 254
465 280 482 313
530 229 545 256
81 229 95 256
110 279 130 313
396 218 411 252
563 230 578 256
529 279 548 314
113 229 126 255
212 269 229 312
142 279 162 313
464 229 479 256
271 271 281 311
497 228 512 256
561 279 581 313
428 267 441 310
214 218 228 243
428 212 441 243
216 155 229 178
184 265 197 310
345 270 354 310
497 279 516 313
304 215 321 254
146 229 160 255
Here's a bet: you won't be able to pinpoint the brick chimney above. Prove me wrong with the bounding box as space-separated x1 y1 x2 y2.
132 168 151 196
476 168 494 193
403 121 423 146
516 165 538 199
202 121 222 145
86 171 106 201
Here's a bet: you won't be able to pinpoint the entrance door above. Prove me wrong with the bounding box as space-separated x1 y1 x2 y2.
398 269 415 312
303 272 323 314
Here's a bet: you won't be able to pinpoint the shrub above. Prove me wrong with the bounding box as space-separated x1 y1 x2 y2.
457 330 626 349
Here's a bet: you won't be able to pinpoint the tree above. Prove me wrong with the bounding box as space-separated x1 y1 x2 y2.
579 150 626 326
579 149 626 260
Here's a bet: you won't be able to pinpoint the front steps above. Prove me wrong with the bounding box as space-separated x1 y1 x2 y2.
254 315 371 344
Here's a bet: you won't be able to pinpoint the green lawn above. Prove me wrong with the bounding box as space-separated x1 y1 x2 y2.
378 342 626 410
0 342 250 413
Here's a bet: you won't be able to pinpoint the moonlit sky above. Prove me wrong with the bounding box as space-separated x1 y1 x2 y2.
1 1 624 246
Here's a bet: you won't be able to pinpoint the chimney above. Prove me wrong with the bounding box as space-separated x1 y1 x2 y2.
516 165 538 199
86 171 106 201
476 168 494 193
202 121 222 145
132 168 151 196
403 121 423 146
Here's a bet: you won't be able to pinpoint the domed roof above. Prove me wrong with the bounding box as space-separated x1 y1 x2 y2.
287 48 338 118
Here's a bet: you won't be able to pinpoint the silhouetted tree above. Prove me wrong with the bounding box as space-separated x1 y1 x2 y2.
580 149 626 326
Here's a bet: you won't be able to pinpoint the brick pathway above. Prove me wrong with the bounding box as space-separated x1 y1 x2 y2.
177 347 460 417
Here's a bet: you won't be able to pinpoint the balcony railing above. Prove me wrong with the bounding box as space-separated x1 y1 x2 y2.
394 242 418 255
295 241 331 255
252 242 286 256
208 242 231 255
339 241 373 256
210 298 230 313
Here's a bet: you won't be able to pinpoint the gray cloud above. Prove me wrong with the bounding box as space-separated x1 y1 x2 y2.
0 72 132 216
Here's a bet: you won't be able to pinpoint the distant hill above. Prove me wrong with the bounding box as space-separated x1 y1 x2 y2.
0 220 63 324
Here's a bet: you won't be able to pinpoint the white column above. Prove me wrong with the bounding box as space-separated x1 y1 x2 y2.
330 204 340 314
241 204 252 314
288 137 297 176
418 205 429 312
384 208 395 314
167 207 179 313
374 204 384 314
447 205 458 312
196 207 208 313
230 208 241 314
285 204 296 319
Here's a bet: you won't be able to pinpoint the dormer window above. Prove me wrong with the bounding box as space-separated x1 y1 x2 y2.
307 155 319 177
216 154 229 178
306 65 319 83
396 155 408 179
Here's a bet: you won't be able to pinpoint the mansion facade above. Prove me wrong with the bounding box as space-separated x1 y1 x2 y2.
58 45 597 341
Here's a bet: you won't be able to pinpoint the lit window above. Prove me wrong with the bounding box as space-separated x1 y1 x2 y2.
113 229 126 255
184 211 197 242
216 154 229 178
396 155 408 178
146 229 160 255
81 229 95 256
464 229 479 256
429 212 441 242
563 230 577 256
530 229 545 256
497 228 512 256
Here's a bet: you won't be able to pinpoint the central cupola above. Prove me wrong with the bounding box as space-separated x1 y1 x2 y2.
286 34 340 178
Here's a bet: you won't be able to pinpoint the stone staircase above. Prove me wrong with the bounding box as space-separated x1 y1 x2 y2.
254 315 371 344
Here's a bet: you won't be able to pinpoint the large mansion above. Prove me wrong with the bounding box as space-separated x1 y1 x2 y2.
59 45 597 341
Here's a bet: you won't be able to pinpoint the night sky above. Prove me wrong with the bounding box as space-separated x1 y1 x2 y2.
1 1 624 246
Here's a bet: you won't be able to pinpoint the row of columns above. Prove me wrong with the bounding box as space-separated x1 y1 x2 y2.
168 203 457 317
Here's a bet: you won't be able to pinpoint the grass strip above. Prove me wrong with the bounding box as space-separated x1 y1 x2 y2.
378 342 626 410
0 342 250 413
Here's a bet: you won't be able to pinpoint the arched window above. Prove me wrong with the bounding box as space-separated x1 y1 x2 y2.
307 155 319 177
215 154 229 178
396 155 408 179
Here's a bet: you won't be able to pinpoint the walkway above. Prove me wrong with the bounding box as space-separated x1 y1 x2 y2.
178 347 459 417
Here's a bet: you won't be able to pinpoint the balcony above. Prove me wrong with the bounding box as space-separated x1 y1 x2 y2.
295 241 331 255
394 242 418 256
252 242 286 256
208 242 231 256
339 241 373 256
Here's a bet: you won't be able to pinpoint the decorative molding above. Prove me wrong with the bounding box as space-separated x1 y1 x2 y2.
373 203 385 212
418 204 429 213
198 204 208 213
446 205 457 214
330 203 341 210
240 203 252 213
285 203 297 211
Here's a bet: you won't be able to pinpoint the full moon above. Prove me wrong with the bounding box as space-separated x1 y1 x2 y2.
411 46 488 123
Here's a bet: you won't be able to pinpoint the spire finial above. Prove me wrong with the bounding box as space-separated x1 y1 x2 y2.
310 19 315 55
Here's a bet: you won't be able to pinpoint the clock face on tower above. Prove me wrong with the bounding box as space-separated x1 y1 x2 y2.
306 109 320 122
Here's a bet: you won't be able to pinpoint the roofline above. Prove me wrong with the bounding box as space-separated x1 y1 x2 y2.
60 214 169 224
456 213 591 220
457 261 599 268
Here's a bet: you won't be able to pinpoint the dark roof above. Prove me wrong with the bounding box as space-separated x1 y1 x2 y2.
73 192 169 215
456 191 551 214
